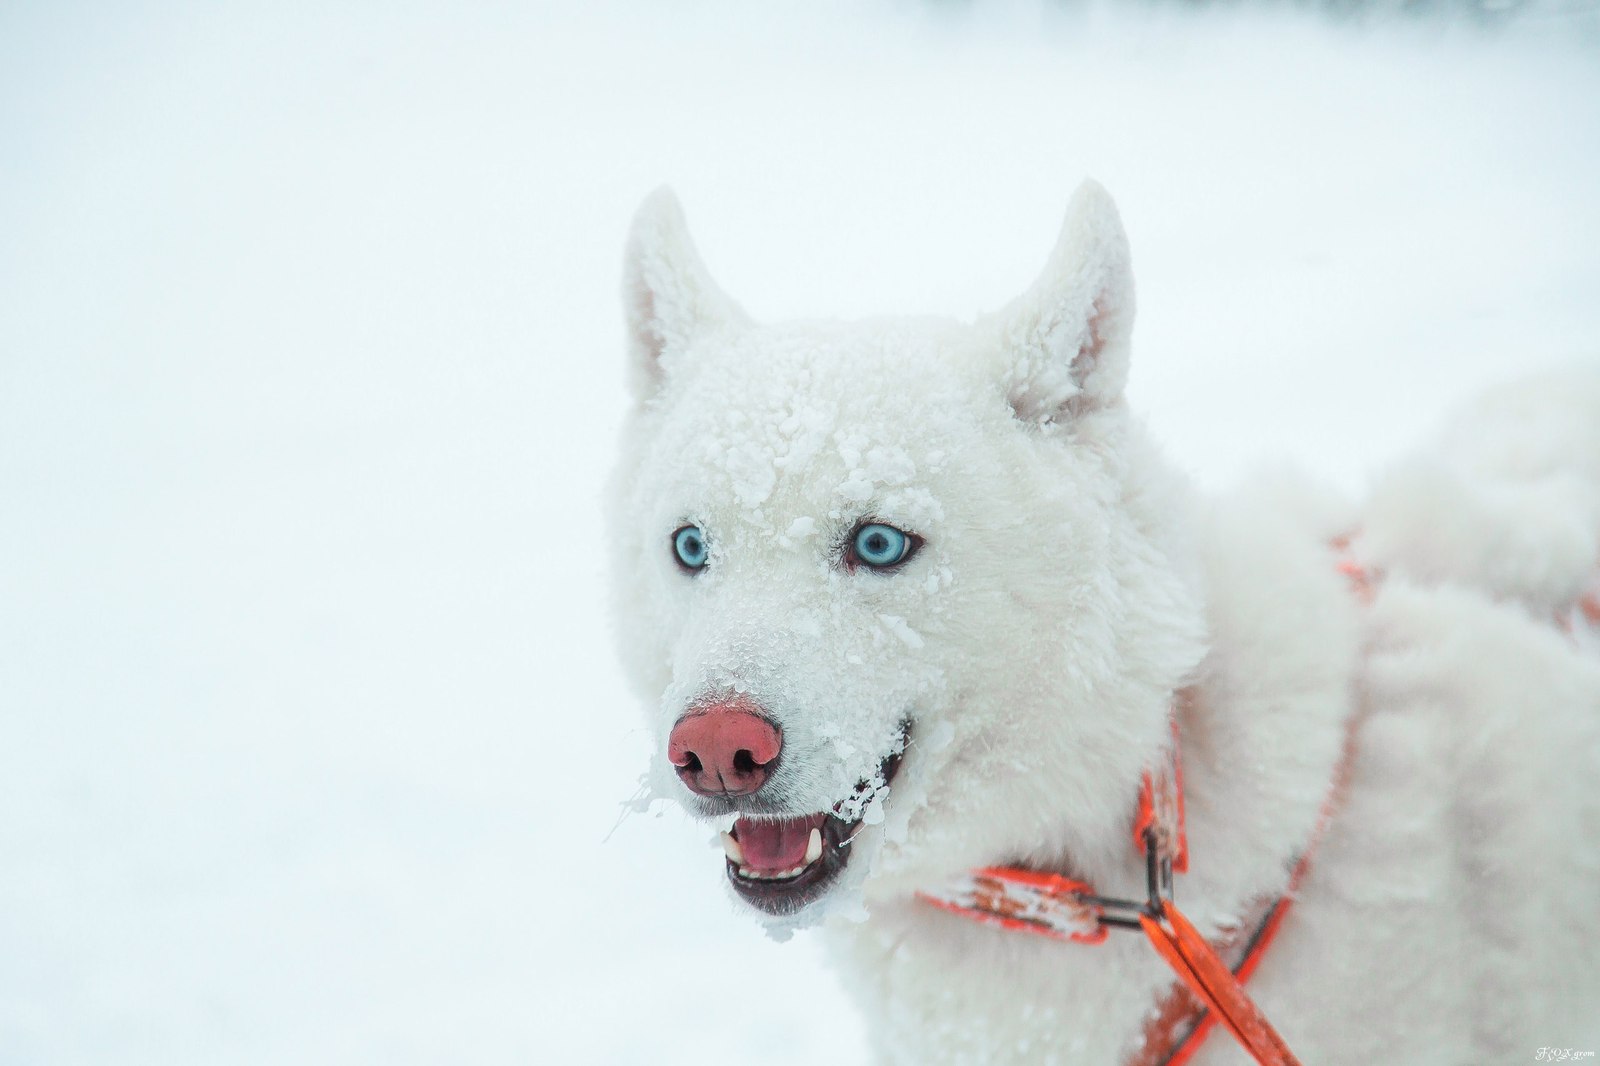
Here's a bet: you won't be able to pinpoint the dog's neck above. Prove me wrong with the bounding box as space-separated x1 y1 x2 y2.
1035 434 1360 922
1171 486 1363 928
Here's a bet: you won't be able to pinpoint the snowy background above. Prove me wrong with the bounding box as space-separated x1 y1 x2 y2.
2 1 1597 1062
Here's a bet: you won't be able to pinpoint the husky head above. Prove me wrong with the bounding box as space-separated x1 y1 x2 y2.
608 182 1204 931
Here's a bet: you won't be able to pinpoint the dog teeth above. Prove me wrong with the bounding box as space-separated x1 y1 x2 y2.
731 827 827 882
736 865 807 881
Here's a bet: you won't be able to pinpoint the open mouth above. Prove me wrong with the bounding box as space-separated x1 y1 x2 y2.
720 742 906 916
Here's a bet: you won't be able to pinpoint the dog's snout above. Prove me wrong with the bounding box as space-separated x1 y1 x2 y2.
668 699 782 797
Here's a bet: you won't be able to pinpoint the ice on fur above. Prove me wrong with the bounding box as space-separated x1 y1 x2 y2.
608 181 1600 1062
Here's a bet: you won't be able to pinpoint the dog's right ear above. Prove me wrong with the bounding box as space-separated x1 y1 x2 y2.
622 187 745 401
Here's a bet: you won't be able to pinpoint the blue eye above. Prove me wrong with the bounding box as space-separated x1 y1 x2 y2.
851 522 916 570
672 525 709 571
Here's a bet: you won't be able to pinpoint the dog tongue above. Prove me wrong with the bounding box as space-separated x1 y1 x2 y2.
734 813 825 871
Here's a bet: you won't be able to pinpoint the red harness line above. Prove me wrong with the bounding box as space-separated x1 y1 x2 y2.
1132 715 1359 1066
919 539 1600 1063
917 539 1600 1063
916 540 1378 1066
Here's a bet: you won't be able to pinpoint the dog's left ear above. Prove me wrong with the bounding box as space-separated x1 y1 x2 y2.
622 187 746 401
994 179 1135 423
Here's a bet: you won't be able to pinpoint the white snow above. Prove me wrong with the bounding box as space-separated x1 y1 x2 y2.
1 1 1597 1063
879 614 927 649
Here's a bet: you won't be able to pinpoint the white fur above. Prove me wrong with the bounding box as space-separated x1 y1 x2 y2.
608 182 1600 1064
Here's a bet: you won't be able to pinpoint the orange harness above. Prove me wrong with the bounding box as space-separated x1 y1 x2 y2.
918 540 1600 1065
919 707 1351 1066
916 543 1375 1066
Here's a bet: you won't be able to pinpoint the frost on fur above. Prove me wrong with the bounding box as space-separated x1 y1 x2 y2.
608 179 1205 938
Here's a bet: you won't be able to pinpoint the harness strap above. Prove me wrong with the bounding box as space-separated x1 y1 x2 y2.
1133 714 1188 874
917 697 1351 1066
1141 904 1299 1066
1136 715 1359 1066
917 539 1599 1065
1136 891 1294 1066
915 539 1374 1066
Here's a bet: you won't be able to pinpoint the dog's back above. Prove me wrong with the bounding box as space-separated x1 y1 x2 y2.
1292 369 1600 1061
1363 368 1600 615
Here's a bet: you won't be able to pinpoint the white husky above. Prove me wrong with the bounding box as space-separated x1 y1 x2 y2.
607 181 1600 1065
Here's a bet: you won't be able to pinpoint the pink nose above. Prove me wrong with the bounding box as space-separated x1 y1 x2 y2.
667 699 782 797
